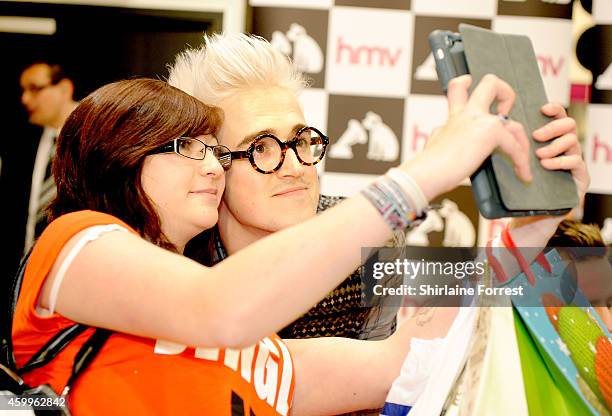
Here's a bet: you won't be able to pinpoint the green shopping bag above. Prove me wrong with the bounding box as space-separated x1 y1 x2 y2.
514 308 607 416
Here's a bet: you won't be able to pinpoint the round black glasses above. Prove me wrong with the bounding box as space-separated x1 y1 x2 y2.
228 126 329 174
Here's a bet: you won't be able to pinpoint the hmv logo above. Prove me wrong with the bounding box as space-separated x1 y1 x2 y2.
336 37 402 67
271 23 324 74
414 53 438 81
596 63 612 90
537 55 564 77
406 199 476 247
412 53 565 80
329 111 399 162
591 134 612 163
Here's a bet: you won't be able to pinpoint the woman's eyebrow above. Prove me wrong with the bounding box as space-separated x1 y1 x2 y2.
197 134 219 145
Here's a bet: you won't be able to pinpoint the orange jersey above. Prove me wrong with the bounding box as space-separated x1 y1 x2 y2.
12 210 295 415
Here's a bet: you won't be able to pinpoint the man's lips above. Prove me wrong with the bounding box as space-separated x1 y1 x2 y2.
190 188 218 196
273 186 308 197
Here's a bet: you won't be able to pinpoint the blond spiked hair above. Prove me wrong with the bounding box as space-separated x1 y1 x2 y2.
168 32 308 106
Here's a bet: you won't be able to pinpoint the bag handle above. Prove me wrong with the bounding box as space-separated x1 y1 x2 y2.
18 324 88 376
1 248 33 370
18 326 112 399
61 328 112 396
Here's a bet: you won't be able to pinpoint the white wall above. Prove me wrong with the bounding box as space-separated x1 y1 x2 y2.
0 0 246 32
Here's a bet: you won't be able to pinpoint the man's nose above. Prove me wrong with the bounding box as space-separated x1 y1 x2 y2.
21 91 31 106
278 148 304 177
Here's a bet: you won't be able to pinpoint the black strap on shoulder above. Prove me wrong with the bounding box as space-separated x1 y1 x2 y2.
1 248 33 370
62 328 112 394
9 248 33 316
15 326 112 401
18 324 89 376
17 326 112 397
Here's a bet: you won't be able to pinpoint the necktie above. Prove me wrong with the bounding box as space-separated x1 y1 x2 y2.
34 142 56 234
24 128 57 252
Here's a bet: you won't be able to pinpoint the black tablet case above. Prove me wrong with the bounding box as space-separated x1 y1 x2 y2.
459 24 578 217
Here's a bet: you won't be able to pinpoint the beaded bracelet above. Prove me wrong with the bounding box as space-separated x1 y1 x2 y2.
361 175 418 231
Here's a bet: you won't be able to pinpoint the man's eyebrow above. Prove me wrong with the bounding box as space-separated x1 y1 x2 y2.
236 130 274 149
236 124 307 149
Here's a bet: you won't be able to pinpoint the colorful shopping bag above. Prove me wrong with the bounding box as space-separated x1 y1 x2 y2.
513 307 601 415
382 247 611 415
510 249 612 415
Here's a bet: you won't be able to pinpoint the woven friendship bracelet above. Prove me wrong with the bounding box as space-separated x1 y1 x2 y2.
386 168 428 215
377 176 412 214
361 176 418 232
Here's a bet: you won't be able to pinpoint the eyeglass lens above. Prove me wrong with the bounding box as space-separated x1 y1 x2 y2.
177 138 205 159
176 138 231 169
252 128 325 172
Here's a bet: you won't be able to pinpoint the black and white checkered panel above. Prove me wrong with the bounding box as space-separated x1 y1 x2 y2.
576 0 612 243
248 0 605 247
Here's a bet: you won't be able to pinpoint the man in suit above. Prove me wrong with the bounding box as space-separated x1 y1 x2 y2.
19 61 77 251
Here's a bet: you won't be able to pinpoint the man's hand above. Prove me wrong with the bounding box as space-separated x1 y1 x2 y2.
508 103 590 246
534 102 589 202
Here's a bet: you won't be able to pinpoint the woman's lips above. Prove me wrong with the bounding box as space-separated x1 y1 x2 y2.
190 188 218 198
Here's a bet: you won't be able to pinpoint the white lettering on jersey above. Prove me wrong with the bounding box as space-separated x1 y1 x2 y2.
153 340 187 355
275 339 293 415
153 336 293 414
195 347 220 361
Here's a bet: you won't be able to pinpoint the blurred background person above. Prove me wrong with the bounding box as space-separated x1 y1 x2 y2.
19 60 77 252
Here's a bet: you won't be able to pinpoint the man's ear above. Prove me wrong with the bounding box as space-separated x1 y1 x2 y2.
58 78 75 99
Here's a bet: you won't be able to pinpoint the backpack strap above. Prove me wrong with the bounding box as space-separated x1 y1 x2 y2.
1 248 33 370
17 324 89 376
0 324 86 395
10 326 111 401
61 328 112 396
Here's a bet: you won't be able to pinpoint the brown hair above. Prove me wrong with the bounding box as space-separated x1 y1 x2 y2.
22 61 69 84
48 78 222 251
546 219 607 260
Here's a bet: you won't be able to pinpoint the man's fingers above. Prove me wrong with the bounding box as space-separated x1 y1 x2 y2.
540 154 583 171
540 102 567 119
447 75 472 116
535 133 581 159
467 74 516 116
533 117 577 141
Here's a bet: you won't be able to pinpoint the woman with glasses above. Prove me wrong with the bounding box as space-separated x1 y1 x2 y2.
11 75 587 415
